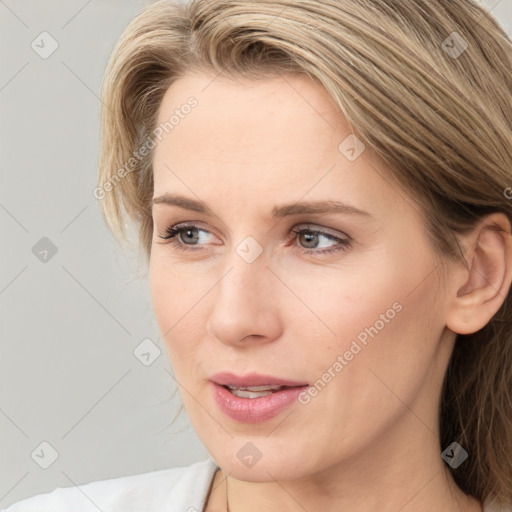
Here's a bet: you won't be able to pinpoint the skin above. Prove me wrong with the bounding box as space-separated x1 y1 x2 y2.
149 70 512 512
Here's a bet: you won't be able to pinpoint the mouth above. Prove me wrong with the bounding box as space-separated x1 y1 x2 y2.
209 372 310 423
223 384 301 398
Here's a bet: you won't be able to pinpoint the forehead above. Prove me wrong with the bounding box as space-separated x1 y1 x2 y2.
157 70 341 119
153 71 354 176
155 71 348 148
150 70 405 223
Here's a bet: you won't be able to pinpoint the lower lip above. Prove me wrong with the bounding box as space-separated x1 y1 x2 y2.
211 382 308 423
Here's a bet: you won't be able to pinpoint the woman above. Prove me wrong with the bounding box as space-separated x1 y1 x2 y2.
4 0 512 510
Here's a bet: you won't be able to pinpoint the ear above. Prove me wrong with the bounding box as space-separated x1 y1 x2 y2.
445 213 512 335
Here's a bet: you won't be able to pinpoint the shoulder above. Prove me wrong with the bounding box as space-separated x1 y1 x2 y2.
1 458 218 512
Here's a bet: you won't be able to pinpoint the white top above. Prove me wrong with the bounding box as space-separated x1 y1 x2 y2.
2 457 510 512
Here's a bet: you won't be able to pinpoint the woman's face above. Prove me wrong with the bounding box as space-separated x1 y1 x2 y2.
149 71 456 482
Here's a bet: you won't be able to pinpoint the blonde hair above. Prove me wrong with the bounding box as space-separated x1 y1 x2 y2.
97 0 512 505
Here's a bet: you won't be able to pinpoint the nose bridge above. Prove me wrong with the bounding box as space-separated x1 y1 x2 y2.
220 236 268 306
206 236 280 344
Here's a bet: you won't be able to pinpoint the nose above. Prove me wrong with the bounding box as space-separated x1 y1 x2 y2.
206 248 282 347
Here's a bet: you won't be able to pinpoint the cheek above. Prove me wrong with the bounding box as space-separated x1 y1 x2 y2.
149 254 221 389
149 258 173 335
149 257 196 360
300 262 444 431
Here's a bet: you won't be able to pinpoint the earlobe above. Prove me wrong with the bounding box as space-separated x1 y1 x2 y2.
446 214 512 336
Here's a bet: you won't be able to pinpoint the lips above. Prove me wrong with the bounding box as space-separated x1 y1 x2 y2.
210 372 309 423
210 372 309 388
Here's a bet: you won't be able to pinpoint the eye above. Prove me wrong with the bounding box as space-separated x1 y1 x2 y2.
157 223 352 255
291 226 351 255
157 224 212 252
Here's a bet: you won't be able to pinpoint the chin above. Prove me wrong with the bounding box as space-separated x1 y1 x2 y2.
206 436 319 483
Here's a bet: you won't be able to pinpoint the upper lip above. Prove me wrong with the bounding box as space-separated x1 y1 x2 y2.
210 372 309 388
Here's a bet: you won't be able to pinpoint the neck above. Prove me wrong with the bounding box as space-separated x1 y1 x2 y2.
211 416 482 512
222 462 480 512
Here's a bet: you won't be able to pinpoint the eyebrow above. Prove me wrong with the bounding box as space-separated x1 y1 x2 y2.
152 193 374 219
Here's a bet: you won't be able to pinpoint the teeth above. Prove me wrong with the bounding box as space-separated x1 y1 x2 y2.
225 384 285 399
230 389 274 398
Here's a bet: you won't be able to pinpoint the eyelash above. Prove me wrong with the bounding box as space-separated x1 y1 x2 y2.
158 223 352 256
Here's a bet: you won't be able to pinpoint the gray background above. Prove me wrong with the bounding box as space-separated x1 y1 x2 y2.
0 0 511 508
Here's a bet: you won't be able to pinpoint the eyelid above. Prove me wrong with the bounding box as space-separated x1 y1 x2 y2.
156 220 353 257
158 221 349 242
294 223 349 239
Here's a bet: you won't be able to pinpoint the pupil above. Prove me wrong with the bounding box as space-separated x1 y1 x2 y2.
303 233 317 248
183 229 198 243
